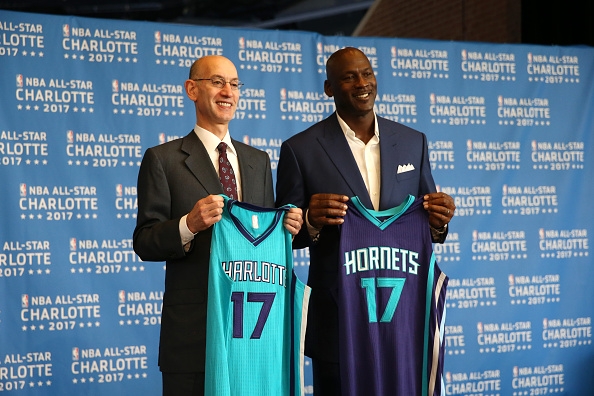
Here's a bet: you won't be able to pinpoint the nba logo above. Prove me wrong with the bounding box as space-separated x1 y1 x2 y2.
67 130 74 143
112 80 119 92
461 49 467 61
429 93 436 105
280 88 286 100
154 31 161 43
508 274 515 285
16 74 23 88
238 37 245 49
70 238 77 251
527 53 533 63
119 290 126 303
531 141 537 151
19 183 27 197
243 135 250 145
497 96 503 106
316 42 322 54
466 140 472 151
472 230 478 241
72 347 79 361
159 133 166 145
63 24 70 37
116 184 123 197
539 229 545 239
22 294 29 308
391 47 396 58
502 185 508 195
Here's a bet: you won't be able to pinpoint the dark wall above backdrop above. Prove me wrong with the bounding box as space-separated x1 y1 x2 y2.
0 0 592 46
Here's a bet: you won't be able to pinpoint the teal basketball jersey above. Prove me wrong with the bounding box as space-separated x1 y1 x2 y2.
205 196 310 396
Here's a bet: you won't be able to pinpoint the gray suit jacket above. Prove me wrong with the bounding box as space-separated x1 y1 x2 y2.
275 113 439 362
133 131 274 372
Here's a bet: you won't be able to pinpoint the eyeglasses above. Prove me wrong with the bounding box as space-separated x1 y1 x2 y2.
192 76 244 90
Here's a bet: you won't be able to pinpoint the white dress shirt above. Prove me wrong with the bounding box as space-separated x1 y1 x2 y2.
336 112 381 210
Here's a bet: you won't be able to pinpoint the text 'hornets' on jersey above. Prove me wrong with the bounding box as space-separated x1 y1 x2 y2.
343 246 421 276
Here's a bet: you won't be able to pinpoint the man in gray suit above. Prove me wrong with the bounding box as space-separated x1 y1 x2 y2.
133 55 303 396
275 47 455 395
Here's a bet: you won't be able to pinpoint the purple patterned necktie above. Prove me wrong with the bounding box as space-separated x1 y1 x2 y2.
217 142 238 200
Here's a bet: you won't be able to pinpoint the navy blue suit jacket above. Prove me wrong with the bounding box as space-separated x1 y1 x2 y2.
275 113 437 362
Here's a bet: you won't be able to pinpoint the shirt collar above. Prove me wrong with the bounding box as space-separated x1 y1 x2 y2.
335 112 380 142
193 124 236 155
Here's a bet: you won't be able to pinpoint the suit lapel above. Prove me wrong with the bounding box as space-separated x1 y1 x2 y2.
234 141 257 202
181 131 224 195
378 117 400 209
318 114 374 208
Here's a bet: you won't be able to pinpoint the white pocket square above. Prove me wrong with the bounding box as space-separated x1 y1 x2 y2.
397 163 415 174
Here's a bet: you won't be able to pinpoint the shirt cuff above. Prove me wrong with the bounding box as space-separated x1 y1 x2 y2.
179 214 196 247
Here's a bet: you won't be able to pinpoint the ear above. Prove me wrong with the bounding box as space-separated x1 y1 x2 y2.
324 80 333 97
185 79 198 101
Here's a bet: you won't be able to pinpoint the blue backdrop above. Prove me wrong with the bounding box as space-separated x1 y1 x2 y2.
1 9 592 395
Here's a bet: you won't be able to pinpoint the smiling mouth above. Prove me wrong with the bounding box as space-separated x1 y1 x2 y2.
217 102 232 107
354 92 371 99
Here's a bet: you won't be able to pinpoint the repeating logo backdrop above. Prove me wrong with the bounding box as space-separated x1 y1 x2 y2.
1 9 592 395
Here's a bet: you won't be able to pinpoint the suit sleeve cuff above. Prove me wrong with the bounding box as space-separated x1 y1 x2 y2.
430 223 448 242
305 209 322 242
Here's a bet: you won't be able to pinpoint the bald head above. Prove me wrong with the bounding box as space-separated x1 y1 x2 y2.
326 47 369 81
189 55 237 80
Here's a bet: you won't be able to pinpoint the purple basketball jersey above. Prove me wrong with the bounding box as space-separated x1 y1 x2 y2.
338 196 448 396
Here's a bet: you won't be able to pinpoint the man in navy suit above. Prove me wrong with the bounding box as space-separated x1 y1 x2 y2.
134 55 303 396
275 47 456 395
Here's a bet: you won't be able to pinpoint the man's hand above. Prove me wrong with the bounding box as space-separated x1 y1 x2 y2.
423 192 455 229
186 195 225 234
283 207 303 235
307 193 350 230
